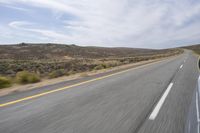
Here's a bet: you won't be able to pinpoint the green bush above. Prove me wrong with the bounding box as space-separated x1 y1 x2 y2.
48 69 65 79
16 71 40 84
101 63 110 68
0 76 12 89
93 63 110 70
93 64 105 70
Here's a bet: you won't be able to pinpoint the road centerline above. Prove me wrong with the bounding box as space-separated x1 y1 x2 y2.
149 82 174 120
0 59 170 108
180 64 183 69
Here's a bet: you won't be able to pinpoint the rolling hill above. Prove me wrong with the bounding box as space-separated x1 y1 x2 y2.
0 43 182 78
182 44 200 55
0 43 180 60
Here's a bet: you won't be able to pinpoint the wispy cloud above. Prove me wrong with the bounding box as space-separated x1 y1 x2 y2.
8 21 33 29
8 21 71 41
1 0 200 48
4 5 30 12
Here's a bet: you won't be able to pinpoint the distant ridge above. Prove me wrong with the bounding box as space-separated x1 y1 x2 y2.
0 43 173 60
182 44 200 55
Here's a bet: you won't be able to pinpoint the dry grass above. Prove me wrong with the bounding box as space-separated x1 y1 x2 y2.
0 43 183 89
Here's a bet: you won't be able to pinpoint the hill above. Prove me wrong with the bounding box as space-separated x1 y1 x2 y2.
0 43 179 60
182 44 200 55
0 43 182 79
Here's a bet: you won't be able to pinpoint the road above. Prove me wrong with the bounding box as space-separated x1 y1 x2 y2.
185 75 200 133
0 51 199 133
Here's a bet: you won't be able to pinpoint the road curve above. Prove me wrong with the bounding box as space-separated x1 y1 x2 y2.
0 51 198 133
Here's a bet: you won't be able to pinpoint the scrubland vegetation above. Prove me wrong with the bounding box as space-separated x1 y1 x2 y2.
182 44 200 55
0 76 12 89
16 71 40 84
0 43 183 89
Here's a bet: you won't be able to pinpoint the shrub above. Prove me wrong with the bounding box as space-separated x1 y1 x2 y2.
48 69 65 79
0 76 12 89
101 63 110 68
67 70 76 75
16 71 40 84
93 64 105 70
93 63 110 70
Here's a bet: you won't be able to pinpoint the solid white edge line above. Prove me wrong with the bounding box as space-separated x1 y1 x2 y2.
188 120 190 133
196 91 200 122
196 91 200 133
180 64 183 69
149 83 173 120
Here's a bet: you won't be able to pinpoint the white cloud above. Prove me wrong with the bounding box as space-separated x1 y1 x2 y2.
8 21 33 29
0 0 82 16
8 21 71 42
3 5 31 12
2 0 200 48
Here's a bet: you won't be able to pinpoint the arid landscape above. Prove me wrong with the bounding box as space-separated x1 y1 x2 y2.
182 44 200 55
0 43 183 89
1 1 200 133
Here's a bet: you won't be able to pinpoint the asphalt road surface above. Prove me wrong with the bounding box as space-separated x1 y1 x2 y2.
0 51 199 133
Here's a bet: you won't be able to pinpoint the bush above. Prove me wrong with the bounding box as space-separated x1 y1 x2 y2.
93 64 104 70
0 76 12 89
93 63 110 70
16 71 40 84
48 69 65 79
67 70 76 75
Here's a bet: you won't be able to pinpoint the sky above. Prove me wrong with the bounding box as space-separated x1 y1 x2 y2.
0 0 200 48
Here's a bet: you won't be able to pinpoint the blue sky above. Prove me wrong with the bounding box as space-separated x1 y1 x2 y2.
0 0 200 48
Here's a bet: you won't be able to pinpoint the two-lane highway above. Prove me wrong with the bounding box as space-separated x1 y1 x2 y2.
138 52 199 133
0 51 198 133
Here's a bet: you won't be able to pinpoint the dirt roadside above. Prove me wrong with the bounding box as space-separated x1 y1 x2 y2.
0 56 176 97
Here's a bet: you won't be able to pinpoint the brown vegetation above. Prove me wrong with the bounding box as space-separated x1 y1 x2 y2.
182 44 200 54
16 71 40 84
0 43 183 88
